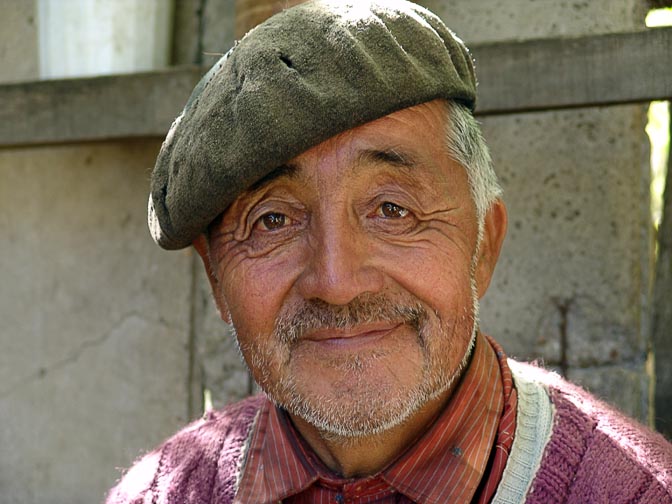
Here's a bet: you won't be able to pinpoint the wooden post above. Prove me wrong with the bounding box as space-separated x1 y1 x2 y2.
235 0 306 39
654 101 672 440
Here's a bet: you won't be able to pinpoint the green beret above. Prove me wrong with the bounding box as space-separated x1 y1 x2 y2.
149 0 476 249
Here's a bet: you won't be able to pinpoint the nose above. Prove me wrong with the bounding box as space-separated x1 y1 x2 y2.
295 214 384 306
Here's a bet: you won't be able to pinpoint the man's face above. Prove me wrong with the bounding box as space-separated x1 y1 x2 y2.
202 100 504 437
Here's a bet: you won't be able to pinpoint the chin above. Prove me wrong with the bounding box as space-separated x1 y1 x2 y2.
263 334 474 438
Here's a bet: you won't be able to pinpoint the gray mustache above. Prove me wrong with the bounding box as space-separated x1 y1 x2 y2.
273 293 428 345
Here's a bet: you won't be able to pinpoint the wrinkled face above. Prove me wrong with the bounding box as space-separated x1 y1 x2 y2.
204 100 501 437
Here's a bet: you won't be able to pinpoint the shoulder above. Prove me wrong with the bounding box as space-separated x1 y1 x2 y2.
510 361 672 504
105 394 265 504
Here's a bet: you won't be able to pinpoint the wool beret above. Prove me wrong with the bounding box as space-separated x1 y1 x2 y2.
149 0 477 249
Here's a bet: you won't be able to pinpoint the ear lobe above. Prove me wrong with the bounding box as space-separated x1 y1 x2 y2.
474 199 507 298
192 234 232 324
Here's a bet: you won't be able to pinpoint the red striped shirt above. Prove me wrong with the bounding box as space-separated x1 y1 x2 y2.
235 333 516 503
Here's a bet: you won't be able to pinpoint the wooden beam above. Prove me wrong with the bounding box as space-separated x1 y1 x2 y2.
1 28 670 147
473 27 672 115
0 68 202 147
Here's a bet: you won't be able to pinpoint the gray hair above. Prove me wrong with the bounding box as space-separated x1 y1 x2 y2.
444 101 502 229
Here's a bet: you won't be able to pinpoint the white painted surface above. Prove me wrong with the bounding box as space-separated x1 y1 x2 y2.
37 0 173 79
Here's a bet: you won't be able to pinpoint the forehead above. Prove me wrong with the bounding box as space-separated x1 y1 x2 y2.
274 99 454 185
297 100 448 161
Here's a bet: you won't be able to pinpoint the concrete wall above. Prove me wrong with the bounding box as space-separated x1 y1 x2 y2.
0 142 194 503
0 5 198 504
419 0 652 420
1 0 38 83
0 0 656 502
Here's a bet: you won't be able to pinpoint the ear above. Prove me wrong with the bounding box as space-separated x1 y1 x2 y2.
474 198 507 298
192 234 232 323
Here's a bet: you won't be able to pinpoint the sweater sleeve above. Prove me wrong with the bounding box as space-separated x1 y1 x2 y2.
104 395 264 504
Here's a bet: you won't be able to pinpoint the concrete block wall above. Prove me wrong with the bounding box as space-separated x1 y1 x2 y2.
1 0 38 83
421 0 652 420
480 106 651 419
0 142 193 503
0 0 657 502
0 3 242 502
0 5 199 503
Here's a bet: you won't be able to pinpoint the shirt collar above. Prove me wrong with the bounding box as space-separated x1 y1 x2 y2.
382 332 504 503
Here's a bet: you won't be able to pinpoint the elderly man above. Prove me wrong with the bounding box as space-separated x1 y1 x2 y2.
107 1 672 503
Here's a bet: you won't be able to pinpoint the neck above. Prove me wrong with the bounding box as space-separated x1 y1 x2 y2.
289 380 459 478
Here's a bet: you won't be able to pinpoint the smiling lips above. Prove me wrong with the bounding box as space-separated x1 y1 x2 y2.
304 322 404 349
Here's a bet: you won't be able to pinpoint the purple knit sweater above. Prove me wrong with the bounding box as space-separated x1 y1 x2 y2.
106 363 672 503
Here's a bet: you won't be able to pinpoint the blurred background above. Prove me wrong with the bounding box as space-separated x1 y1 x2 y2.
0 0 670 502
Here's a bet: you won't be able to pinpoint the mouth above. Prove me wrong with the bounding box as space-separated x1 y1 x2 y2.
303 322 404 350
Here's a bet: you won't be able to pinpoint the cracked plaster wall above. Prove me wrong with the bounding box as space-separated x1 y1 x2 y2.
0 142 193 503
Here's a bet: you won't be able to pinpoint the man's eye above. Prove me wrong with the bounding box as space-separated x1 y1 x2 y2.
378 202 409 219
256 212 287 230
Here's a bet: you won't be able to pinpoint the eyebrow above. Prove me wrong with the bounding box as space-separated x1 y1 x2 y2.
248 148 416 193
248 163 298 192
356 148 418 171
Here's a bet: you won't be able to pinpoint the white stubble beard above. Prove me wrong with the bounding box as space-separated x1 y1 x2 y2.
236 270 481 439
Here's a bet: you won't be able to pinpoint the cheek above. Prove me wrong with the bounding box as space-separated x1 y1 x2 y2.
219 251 304 338
378 243 475 313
